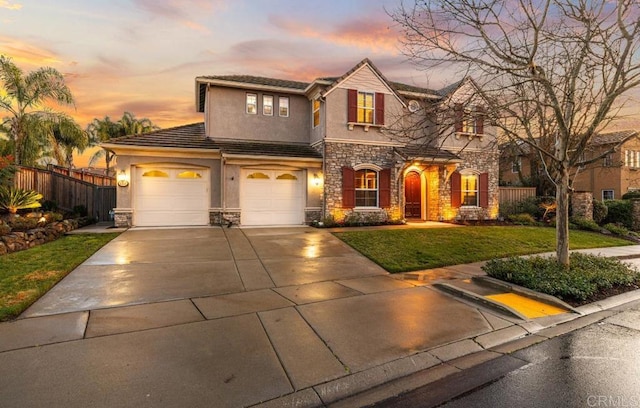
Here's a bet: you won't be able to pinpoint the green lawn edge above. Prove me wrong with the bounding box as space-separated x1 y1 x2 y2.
334 226 632 273
0 233 120 321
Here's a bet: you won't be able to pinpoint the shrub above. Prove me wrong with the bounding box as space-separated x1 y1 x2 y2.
41 200 58 212
603 223 630 236
5 215 39 231
569 216 602 232
0 221 10 235
72 205 88 217
483 253 640 302
592 199 608 224
622 191 640 200
603 200 633 229
507 213 537 225
0 187 43 214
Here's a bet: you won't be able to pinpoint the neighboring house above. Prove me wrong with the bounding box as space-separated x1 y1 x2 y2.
104 58 499 228
500 130 640 200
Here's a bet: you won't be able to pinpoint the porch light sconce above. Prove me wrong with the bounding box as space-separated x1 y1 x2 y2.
312 173 322 187
117 170 129 187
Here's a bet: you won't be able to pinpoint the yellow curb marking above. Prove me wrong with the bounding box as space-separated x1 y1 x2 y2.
485 293 568 318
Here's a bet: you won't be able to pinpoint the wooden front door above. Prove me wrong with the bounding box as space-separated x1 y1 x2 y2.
404 171 422 218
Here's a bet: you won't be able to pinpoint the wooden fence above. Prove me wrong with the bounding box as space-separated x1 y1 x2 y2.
48 164 115 186
499 187 537 204
13 166 116 222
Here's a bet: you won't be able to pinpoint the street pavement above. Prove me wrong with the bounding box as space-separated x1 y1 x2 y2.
1 226 640 408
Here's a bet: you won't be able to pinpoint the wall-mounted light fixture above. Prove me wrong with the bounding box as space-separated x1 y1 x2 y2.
312 173 322 187
117 170 130 187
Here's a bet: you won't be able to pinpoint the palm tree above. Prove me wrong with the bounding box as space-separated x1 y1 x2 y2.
87 112 159 175
0 55 86 166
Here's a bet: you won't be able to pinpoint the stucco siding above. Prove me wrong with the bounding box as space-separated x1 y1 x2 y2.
207 87 310 143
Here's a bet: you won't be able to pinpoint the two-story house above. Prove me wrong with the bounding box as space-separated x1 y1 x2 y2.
500 130 640 200
104 59 499 227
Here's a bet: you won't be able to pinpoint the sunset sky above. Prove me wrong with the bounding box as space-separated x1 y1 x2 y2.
0 0 442 130
2 1 639 167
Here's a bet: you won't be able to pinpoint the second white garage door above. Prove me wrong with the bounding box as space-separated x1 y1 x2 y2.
240 169 304 226
134 167 210 227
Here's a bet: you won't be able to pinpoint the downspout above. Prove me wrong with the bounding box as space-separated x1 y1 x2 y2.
221 155 226 225
321 95 327 220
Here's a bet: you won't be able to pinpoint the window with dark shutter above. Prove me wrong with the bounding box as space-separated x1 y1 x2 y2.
342 167 355 208
379 168 391 208
375 93 385 125
479 172 489 208
348 89 357 123
451 171 462 208
454 103 463 133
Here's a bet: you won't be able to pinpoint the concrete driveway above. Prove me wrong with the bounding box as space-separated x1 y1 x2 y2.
1 227 513 408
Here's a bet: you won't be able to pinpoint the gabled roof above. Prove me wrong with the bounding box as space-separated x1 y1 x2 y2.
102 122 323 159
591 130 638 146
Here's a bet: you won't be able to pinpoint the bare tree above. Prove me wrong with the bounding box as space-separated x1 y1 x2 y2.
392 0 640 266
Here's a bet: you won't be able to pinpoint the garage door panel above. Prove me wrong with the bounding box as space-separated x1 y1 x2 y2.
241 169 304 226
135 167 210 227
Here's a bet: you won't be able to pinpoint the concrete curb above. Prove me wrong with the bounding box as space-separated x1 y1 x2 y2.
251 287 640 408
432 282 530 320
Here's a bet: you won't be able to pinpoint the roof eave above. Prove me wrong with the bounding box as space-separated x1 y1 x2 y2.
195 78 307 95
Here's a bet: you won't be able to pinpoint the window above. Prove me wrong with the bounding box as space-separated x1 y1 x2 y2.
602 190 615 200
142 170 169 178
177 171 202 179
455 104 484 136
355 169 378 207
313 99 320 128
461 174 479 206
357 92 375 124
512 157 521 173
263 95 273 116
279 97 289 117
246 93 257 114
347 89 384 127
603 153 613 167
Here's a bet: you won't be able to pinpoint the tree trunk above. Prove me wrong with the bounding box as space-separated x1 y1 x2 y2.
556 167 570 267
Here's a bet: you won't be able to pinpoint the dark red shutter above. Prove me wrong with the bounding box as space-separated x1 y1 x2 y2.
454 103 463 133
479 172 489 208
375 93 385 125
451 171 462 208
342 166 355 208
476 106 484 135
379 168 391 208
347 89 357 123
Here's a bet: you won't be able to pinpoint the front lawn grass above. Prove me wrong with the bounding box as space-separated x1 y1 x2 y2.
0 233 119 321
334 226 632 273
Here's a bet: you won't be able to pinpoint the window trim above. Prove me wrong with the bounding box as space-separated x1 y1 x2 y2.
246 93 257 115
279 96 289 117
354 168 379 208
262 95 274 116
461 173 479 207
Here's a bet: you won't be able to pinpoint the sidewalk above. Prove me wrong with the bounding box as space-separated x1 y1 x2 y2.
1 226 639 408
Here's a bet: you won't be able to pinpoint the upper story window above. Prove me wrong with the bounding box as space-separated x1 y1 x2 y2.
263 95 273 116
347 89 384 129
313 99 321 128
246 93 257 115
625 150 640 168
279 97 289 117
603 153 613 167
454 104 484 138
355 169 378 207
357 92 374 124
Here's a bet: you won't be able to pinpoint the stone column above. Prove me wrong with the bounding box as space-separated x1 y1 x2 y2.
571 191 593 220
632 199 640 231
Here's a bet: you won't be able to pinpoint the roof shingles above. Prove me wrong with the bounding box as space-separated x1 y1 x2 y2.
105 122 322 159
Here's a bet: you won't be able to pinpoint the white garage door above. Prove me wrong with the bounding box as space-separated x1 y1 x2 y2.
134 167 209 227
241 169 304 226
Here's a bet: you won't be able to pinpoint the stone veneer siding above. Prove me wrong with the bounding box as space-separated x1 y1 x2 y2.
442 149 500 220
572 192 593 220
323 142 401 222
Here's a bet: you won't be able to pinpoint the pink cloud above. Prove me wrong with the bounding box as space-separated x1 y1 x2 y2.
269 15 400 54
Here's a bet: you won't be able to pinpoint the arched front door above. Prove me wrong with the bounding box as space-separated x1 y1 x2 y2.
404 171 422 218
